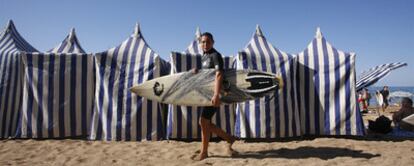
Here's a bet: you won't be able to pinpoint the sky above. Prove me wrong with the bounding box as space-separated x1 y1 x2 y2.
1 0 413 86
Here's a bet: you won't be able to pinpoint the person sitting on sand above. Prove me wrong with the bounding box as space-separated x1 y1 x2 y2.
392 97 414 131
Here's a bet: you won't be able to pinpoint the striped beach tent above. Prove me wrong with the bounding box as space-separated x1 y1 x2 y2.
0 20 37 139
48 28 86 53
296 28 364 136
167 28 236 139
234 25 301 138
16 28 94 138
17 52 94 138
90 23 167 141
356 62 407 92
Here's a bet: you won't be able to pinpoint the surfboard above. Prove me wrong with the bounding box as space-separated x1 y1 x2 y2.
402 114 414 126
130 69 282 106
375 90 384 106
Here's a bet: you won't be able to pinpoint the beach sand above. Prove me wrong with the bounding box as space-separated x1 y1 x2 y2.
1 106 413 166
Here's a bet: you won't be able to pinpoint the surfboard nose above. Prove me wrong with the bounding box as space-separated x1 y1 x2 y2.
129 86 143 95
130 83 161 102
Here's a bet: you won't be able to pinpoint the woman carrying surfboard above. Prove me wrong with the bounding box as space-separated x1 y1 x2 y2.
193 32 237 161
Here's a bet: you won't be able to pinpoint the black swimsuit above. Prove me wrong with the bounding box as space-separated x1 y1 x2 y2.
200 48 224 120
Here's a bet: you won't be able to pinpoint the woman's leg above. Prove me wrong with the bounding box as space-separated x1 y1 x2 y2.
209 123 236 155
198 117 211 160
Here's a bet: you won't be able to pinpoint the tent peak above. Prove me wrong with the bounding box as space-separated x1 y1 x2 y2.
7 20 14 28
68 28 76 41
316 27 323 39
255 24 264 37
195 27 201 38
4 19 15 33
70 28 75 35
132 23 141 38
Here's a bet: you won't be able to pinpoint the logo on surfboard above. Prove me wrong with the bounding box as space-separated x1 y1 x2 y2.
153 82 164 96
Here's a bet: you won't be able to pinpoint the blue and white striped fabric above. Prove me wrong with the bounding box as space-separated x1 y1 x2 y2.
166 28 203 140
0 20 37 139
356 62 407 92
166 52 235 139
296 28 364 136
48 28 86 54
235 25 301 138
90 23 166 141
17 52 94 138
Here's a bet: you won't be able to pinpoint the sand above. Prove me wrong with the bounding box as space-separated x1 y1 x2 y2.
1 106 413 166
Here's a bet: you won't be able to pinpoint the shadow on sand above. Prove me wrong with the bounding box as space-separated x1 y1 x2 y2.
212 146 381 160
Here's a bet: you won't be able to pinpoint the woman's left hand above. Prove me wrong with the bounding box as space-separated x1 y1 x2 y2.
211 94 221 107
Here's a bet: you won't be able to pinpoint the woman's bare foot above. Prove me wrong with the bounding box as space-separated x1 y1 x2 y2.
227 136 238 156
192 152 208 161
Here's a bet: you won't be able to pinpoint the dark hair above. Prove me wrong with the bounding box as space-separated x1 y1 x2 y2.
402 97 413 106
201 32 214 42
368 115 392 134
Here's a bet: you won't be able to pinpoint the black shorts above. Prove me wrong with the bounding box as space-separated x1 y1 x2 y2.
201 106 218 120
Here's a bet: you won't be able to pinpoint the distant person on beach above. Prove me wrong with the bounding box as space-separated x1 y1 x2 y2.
192 32 236 161
380 86 390 111
358 93 363 107
392 97 414 131
358 92 368 113
364 88 371 107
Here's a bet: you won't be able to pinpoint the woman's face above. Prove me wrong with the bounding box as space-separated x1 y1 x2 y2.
200 35 213 53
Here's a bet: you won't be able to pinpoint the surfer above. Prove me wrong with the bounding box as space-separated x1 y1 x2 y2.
192 32 237 161
380 86 390 112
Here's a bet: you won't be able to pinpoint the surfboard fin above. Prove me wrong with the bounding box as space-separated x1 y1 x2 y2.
276 75 283 89
243 71 282 98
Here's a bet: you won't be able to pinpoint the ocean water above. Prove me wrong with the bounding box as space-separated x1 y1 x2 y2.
364 86 414 106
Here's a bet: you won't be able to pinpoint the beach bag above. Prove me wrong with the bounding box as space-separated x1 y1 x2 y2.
368 115 392 134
